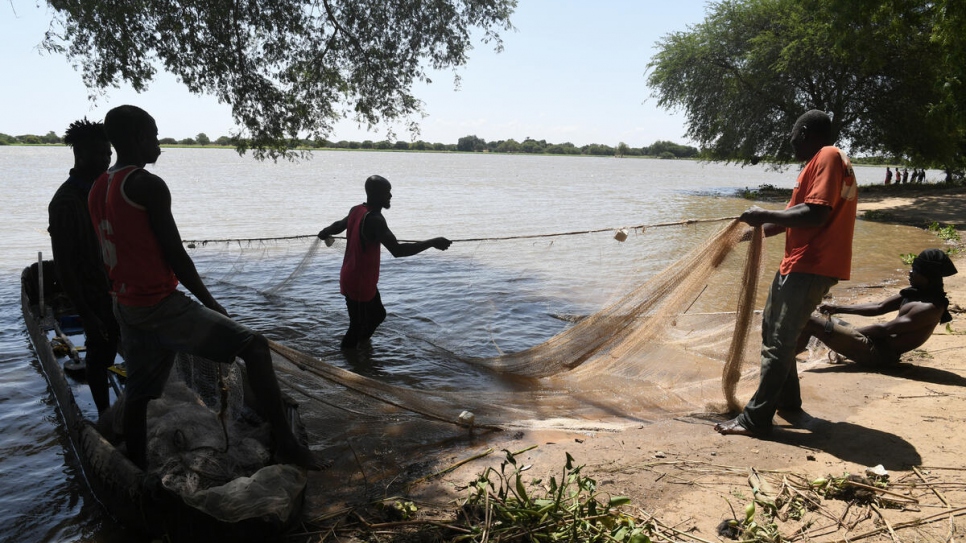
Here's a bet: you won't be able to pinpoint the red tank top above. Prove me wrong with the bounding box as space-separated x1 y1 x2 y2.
88 166 179 306
339 204 380 302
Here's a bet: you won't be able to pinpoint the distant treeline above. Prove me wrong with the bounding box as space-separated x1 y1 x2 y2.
0 130 700 159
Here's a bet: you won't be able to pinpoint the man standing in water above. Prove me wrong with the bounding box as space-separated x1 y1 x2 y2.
48 117 118 414
799 249 957 368
89 105 320 470
716 109 858 437
318 175 451 350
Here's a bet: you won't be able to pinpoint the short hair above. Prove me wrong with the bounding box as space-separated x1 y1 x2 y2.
63 118 107 151
794 110 833 144
104 105 153 153
364 174 390 196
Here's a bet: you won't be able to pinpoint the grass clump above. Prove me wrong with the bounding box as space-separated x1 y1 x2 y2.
456 451 651 543
927 222 961 242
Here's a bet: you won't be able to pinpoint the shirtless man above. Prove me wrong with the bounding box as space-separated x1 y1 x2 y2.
798 248 957 368
798 249 956 368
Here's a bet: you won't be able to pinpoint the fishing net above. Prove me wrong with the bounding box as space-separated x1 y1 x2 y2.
102 353 307 524
181 219 768 507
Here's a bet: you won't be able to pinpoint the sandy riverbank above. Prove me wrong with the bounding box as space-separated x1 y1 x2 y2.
306 184 966 543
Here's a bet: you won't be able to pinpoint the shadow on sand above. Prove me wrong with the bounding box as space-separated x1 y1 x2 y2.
769 410 921 470
804 361 966 388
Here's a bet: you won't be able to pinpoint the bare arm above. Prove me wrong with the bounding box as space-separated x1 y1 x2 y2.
365 213 451 257
318 216 348 239
820 294 904 317
740 203 832 232
858 301 943 339
124 172 227 315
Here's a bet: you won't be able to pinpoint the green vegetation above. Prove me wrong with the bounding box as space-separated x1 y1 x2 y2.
0 132 61 145
0 130 698 158
723 469 905 543
449 136 698 157
737 184 788 201
40 0 516 159
647 0 966 178
928 222 961 243
455 451 651 543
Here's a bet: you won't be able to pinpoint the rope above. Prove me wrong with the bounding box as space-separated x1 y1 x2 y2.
182 215 740 246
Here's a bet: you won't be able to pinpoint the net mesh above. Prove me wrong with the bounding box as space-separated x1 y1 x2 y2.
184 219 767 507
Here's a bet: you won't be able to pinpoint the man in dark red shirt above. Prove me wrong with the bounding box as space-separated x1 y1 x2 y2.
318 175 451 350
90 105 321 470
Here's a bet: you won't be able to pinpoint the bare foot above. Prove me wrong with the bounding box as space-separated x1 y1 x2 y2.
714 417 756 436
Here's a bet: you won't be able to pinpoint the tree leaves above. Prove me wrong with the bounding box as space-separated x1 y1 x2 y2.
43 0 516 160
646 0 964 172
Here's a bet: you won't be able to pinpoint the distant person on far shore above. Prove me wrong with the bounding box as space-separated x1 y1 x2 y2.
884 167 892 185
48 117 118 414
797 249 957 369
902 168 910 184
318 175 452 350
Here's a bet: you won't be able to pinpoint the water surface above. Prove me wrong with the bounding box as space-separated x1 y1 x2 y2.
0 147 940 541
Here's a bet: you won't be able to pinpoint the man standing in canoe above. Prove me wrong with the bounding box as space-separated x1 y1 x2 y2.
48 117 118 414
716 109 858 437
89 105 321 470
318 175 452 350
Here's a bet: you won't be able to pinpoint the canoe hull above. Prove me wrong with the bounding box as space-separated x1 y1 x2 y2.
21 262 305 541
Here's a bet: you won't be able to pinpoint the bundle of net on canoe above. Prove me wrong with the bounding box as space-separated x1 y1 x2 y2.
261 220 766 446
101 352 306 524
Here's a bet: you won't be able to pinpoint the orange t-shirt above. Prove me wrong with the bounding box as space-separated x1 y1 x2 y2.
780 146 858 280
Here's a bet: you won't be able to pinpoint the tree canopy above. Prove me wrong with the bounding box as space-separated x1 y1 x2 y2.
42 0 516 159
646 0 965 172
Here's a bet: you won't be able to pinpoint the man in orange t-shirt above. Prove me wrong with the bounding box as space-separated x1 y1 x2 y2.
716 109 857 437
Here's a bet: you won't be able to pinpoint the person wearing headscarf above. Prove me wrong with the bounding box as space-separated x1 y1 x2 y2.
795 248 957 368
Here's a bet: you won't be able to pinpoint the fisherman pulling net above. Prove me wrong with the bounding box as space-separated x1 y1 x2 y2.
185 217 766 428
168 215 774 508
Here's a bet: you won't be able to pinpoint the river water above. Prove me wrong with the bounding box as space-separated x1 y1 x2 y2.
0 147 940 541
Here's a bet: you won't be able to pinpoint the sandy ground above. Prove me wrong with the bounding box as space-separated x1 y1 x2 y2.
306 185 966 543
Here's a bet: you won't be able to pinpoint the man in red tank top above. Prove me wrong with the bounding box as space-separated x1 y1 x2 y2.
90 105 321 470
319 175 451 350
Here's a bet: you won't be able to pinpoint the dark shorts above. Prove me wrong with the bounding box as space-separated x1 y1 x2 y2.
114 291 253 402
342 290 387 348
825 317 902 367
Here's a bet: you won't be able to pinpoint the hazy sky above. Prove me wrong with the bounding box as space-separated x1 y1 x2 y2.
1 1 711 147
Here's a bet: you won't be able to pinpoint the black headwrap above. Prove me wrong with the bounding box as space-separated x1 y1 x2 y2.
903 249 957 324
912 248 958 279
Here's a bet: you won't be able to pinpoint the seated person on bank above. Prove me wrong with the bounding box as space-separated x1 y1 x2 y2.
797 249 957 368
